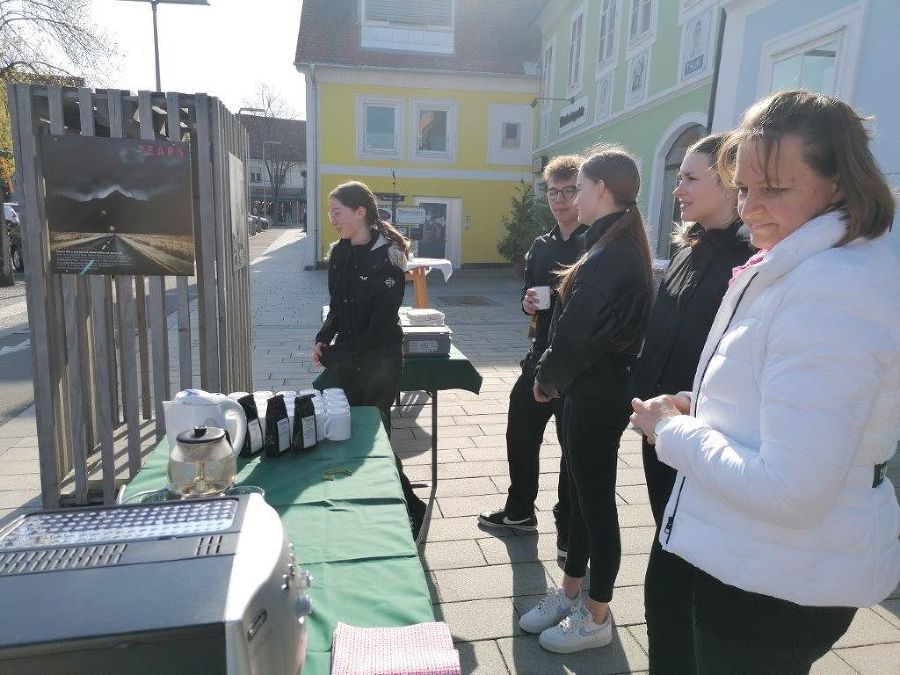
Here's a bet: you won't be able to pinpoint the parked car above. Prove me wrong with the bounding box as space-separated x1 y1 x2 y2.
4 203 23 272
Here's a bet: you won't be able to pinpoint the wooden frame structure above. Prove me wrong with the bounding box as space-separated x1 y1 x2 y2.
8 85 253 507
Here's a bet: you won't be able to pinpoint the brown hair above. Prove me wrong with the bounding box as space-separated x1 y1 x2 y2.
543 154 582 183
718 90 894 246
672 132 735 248
556 144 654 301
329 180 411 257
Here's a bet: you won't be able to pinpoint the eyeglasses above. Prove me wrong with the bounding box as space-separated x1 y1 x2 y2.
547 186 579 202
328 210 341 223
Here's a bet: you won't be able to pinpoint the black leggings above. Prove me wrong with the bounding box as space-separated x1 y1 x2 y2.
560 358 632 602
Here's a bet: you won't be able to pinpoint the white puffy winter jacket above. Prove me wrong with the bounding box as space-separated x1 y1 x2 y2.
656 209 900 608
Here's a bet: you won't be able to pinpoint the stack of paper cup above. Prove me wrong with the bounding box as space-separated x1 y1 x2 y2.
322 388 351 441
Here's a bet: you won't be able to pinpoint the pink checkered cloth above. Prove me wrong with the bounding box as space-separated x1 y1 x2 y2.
331 621 461 675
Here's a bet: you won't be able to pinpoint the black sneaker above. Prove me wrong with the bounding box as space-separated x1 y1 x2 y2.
478 508 537 531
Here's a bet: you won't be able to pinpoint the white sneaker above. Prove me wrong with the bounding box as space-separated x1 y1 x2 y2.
519 588 580 634
538 606 613 653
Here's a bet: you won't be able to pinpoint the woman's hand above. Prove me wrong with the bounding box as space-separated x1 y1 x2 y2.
523 289 539 315
312 342 326 367
533 380 553 403
630 395 683 444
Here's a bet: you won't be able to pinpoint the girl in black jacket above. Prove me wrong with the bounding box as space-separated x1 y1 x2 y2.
313 180 426 533
519 145 653 654
630 134 753 674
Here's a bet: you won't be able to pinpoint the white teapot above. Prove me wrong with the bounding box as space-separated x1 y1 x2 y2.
163 389 247 454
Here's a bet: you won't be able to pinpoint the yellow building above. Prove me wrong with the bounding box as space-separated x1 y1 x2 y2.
294 0 541 268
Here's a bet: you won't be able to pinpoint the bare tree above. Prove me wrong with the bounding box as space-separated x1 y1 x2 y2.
243 84 299 224
0 0 118 80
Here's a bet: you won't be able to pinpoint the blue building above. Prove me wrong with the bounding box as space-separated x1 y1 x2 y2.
711 0 900 255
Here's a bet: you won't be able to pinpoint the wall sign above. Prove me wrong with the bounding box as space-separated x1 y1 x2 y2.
558 96 588 134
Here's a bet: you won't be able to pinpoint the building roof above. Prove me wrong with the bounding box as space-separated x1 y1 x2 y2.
239 115 306 162
294 0 541 77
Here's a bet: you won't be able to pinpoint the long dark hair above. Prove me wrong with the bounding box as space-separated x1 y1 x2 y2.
672 132 736 248
557 144 653 301
718 90 894 246
329 181 412 258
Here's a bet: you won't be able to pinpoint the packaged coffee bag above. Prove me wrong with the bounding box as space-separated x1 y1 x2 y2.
236 394 264 457
264 394 291 458
292 394 318 453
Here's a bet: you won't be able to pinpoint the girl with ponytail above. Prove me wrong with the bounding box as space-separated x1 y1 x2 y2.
519 145 653 654
313 180 426 535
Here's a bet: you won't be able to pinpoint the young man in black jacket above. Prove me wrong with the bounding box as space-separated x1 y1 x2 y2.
478 156 587 555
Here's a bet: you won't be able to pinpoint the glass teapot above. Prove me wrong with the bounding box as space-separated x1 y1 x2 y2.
167 425 237 498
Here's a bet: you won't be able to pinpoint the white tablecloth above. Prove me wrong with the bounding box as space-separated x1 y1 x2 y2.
405 257 453 282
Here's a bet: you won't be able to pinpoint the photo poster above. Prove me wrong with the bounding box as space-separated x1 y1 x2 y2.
41 134 196 276
229 152 248 270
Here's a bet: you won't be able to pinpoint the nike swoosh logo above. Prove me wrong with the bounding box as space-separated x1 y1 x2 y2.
503 516 531 525
578 625 602 638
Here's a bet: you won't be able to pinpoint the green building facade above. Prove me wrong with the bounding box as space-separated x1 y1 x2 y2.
534 0 723 260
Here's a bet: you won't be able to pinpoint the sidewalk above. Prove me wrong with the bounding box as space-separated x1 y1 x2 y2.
0 228 897 673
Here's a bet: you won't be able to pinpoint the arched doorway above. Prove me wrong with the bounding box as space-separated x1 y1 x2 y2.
655 123 705 259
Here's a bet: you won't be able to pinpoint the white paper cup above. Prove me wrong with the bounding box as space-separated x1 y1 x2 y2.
530 285 551 310
298 388 320 398
227 391 251 400
323 388 345 399
324 409 352 441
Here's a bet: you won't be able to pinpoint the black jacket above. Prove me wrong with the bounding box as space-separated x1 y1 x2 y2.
316 230 406 363
630 220 754 400
522 223 590 356
536 212 652 398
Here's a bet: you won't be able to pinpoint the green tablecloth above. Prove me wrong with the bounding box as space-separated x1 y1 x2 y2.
313 343 483 395
122 406 435 674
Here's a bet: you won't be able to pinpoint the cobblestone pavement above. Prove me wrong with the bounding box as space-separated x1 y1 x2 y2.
0 228 897 673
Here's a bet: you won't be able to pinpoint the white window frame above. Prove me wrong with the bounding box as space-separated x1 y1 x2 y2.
357 96 403 160
361 0 455 30
757 3 865 101
595 71 615 123
625 48 651 106
539 111 551 148
567 3 588 97
627 0 657 54
541 35 557 112
677 0 716 25
596 0 621 75
409 98 458 162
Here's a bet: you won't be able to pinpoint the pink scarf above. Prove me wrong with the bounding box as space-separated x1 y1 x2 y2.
728 249 768 288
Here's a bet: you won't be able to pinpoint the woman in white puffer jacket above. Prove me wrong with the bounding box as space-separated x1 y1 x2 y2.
632 90 900 675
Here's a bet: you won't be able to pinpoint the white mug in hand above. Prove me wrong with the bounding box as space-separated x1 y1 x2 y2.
530 286 551 310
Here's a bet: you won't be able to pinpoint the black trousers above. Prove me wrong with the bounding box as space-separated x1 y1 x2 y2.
560 358 632 602
332 351 426 518
643 437 696 674
504 355 569 531
692 567 856 674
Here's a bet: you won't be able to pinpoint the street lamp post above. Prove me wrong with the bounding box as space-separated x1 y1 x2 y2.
118 0 209 91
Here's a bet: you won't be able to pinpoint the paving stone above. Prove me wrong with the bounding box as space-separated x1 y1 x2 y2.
456 639 510 675
420 539 488 571
431 562 554 603
543 554 649 590
834 642 900 674
0 491 41 509
438 493 507 518
616 485 651 505
810 651 858 675
413 476 499 498
0 473 41 491
424 516 519 543
396 448 464 465
435 599 522 642
413 424 485 440
833 608 900 648
496 627 649 675
627 623 649 654
874 598 900 629
407 461 511 482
